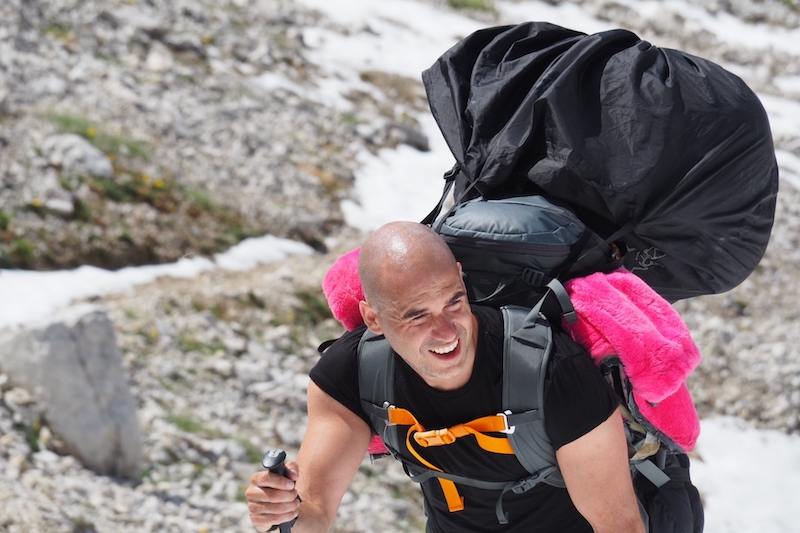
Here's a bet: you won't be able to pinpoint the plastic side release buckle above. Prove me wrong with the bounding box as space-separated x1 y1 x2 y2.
511 465 558 494
415 428 457 447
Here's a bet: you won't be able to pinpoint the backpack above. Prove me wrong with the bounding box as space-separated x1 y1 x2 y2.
421 21 778 302
355 196 698 530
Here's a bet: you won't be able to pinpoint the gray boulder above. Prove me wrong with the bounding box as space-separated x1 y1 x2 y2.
0 305 142 478
41 133 114 179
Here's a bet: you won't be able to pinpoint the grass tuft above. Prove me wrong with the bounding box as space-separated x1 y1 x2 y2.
47 113 151 159
166 413 205 434
447 0 495 10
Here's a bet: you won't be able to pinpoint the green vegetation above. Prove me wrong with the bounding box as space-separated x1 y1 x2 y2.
87 173 179 213
5 118 259 271
340 112 359 125
12 238 35 266
15 420 41 453
137 324 160 346
293 288 333 327
447 0 495 10
178 334 206 353
779 0 799 11
72 198 93 222
43 21 73 40
47 113 151 159
238 439 265 464
70 516 97 533
166 412 206 434
0 210 10 230
185 187 213 212
246 291 266 309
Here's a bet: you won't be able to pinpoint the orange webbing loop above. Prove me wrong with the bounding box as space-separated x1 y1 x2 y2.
386 407 512 512
414 414 515 454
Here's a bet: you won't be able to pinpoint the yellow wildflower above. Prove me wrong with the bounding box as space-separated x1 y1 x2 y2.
31 198 42 208
202 35 213 45
86 126 97 138
154 179 165 189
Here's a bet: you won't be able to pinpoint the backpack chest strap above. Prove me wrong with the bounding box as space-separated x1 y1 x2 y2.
384 405 529 454
377 405 532 514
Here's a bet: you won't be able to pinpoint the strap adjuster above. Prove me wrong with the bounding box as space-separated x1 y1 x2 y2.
498 410 515 434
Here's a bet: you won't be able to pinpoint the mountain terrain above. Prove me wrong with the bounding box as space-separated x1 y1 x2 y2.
1 0 799 531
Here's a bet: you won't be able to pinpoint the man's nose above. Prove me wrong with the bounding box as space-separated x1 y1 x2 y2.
430 313 457 340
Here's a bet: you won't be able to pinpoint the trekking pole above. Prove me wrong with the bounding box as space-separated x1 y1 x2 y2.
262 449 299 533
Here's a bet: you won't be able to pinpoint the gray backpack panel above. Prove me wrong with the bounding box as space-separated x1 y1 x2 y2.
438 195 614 308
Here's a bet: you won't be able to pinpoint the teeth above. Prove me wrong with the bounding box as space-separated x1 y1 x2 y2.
432 340 458 354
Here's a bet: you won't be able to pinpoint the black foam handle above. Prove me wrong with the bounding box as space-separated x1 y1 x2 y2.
262 449 297 533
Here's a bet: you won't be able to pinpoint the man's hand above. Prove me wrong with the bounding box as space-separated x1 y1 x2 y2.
245 382 372 533
246 461 300 532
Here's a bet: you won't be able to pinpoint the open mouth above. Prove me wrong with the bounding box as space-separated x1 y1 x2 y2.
430 339 459 357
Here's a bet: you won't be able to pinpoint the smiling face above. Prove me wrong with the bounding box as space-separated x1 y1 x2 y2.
358 223 478 391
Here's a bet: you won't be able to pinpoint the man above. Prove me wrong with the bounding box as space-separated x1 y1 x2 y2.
246 221 645 532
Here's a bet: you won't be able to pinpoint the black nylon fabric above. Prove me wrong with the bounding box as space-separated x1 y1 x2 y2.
422 21 778 301
636 454 704 533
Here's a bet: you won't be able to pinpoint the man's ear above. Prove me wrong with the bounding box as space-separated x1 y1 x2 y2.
359 300 382 334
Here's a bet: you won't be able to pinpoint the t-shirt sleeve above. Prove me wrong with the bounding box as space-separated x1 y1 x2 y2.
308 327 374 429
543 329 621 450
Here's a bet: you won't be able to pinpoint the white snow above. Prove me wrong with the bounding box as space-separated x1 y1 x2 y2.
692 417 800 532
0 236 314 330
4 0 800 530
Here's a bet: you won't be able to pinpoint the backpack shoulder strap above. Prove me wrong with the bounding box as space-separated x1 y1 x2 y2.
501 303 565 488
357 329 401 455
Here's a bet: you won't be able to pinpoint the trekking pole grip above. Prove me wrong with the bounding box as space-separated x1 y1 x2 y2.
262 449 299 533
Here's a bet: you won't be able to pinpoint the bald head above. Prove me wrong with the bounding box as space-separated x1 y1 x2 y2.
359 222 458 311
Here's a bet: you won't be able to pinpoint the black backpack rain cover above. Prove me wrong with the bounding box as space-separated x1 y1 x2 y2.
422 22 779 301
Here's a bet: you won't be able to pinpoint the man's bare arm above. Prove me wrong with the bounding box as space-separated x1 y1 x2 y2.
247 381 372 532
556 408 645 533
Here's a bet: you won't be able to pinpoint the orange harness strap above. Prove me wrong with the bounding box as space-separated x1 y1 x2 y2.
387 407 515 513
414 415 515 454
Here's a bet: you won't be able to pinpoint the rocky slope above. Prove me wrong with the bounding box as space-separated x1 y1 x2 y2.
0 0 428 270
1 0 800 531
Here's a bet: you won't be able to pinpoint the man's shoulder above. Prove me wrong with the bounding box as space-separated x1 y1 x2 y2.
310 326 367 380
309 326 375 430
328 326 368 354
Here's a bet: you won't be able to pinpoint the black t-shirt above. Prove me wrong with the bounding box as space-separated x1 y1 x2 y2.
310 306 620 532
